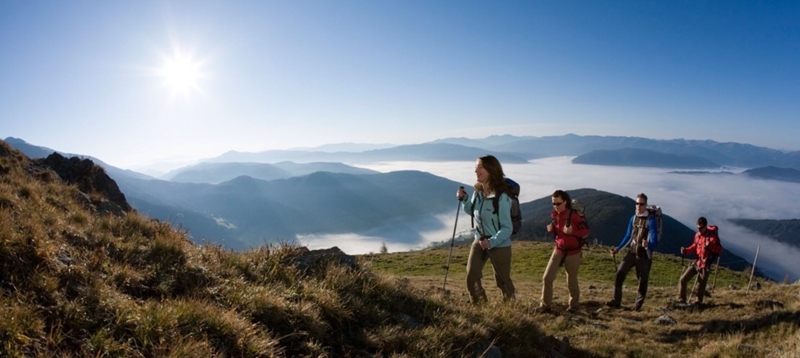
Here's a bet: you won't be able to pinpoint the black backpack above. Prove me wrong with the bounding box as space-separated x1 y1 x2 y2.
471 178 522 235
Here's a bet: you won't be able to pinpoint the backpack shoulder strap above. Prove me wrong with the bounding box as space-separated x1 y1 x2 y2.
491 195 499 214
566 208 573 227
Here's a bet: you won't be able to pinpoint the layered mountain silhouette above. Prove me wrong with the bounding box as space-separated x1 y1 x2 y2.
0 136 791 276
163 161 378 184
572 148 722 168
208 143 530 164
119 170 465 249
435 134 800 170
729 218 800 248
742 166 800 183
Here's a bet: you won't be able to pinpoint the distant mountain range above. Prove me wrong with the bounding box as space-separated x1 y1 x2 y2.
667 166 800 184
729 219 800 247
742 166 800 183
120 169 466 249
572 148 722 169
192 134 800 171
434 134 800 170
3 135 796 270
163 161 378 184
208 143 530 164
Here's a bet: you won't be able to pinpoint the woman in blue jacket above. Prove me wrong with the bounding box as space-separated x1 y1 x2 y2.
456 155 516 304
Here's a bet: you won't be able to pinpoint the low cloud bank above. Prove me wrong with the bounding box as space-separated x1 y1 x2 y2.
297 211 475 254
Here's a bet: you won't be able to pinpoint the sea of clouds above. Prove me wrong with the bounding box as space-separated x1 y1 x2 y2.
297 157 800 281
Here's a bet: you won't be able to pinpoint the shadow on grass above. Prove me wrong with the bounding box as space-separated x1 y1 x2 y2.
657 309 800 344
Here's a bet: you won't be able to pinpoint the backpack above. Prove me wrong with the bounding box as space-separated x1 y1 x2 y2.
644 205 663 248
471 178 522 235
565 199 591 248
705 225 723 261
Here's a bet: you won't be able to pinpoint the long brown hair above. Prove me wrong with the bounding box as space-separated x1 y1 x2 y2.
474 155 509 195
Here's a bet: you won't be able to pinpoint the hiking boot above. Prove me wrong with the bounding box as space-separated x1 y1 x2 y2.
565 307 578 314
632 304 642 312
605 300 621 309
534 306 553 314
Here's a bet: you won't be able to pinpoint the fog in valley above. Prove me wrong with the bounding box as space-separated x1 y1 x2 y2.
294 157 800 281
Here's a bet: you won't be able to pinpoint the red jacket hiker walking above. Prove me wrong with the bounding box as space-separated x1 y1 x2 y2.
678 216 723 305
539 190 590 313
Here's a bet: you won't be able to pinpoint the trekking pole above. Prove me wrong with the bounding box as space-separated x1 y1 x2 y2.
442 186 464 292
746 246 760 295
711 256 721 293
611 250 617 273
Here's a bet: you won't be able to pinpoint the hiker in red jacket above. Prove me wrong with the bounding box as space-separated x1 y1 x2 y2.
538 190 590 313
678 216 723 305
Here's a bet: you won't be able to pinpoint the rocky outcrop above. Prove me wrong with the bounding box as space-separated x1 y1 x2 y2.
32 152 133 216
289 246 357 273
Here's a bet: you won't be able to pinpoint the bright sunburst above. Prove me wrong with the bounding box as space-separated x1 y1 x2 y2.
157 48 206 100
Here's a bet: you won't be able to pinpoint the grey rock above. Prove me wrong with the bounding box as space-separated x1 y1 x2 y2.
655 314 677 325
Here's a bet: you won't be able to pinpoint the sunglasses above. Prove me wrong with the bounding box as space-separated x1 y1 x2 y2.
636 203 646 206
552 201 564 206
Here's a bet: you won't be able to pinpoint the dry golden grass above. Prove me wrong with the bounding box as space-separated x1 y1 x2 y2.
367 242 800 357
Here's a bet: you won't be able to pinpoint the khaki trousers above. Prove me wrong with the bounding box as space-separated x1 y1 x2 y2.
679 265 709 303
465 240 515 304
541 249 582 310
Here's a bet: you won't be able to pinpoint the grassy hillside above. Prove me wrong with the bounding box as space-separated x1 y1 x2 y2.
367 242 800 357
2 141 798 357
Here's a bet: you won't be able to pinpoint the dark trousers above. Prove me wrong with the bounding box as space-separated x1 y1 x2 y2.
612 249 652 308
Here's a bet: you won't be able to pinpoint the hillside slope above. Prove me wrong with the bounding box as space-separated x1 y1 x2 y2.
368 242 800 357
1 140 558 357
1 141 798 357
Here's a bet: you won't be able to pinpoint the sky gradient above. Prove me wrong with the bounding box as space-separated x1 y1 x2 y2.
1 1 798 169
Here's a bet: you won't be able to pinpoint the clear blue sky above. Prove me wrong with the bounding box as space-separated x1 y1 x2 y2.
1 1 798 168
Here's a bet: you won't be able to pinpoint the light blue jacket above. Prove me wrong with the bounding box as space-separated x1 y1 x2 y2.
461 191 513 248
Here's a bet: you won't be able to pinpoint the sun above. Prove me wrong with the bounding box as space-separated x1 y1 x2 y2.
157 49 205 99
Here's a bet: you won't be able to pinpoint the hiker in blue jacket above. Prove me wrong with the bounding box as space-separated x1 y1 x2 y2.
456 155 516 304
606 193 659 311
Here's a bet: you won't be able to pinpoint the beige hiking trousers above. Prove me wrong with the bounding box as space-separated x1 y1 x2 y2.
541 248 582 310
